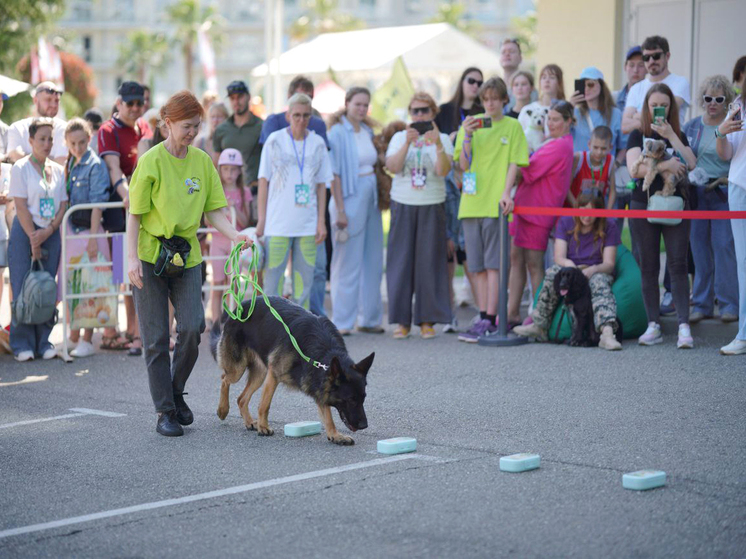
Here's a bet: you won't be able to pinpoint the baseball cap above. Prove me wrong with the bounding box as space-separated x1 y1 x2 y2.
579 66 604 81
626 46 642 61
226 80 249 96
218 148 244 167
118 81 145 103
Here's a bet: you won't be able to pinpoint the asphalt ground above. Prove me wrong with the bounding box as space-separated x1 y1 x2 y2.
0 303 744 558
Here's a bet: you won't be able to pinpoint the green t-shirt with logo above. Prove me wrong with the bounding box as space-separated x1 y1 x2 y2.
130 143 227 268
453 115 529 219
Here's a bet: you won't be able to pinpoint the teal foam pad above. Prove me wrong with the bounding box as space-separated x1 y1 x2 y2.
500 453 541 472
283 421 322 437
623 470 666 490
377 437 417 455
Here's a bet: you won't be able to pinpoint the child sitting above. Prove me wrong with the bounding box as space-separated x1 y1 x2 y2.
567 125 616 209
209 148 253 323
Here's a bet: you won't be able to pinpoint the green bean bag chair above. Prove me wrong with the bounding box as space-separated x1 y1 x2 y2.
533 245 647 341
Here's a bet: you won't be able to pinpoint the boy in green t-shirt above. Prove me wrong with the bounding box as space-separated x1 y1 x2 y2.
453 77 529 342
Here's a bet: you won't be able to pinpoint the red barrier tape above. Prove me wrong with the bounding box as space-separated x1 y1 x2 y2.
512 206 746 220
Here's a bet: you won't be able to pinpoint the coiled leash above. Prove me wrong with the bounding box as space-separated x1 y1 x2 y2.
221 241 328 371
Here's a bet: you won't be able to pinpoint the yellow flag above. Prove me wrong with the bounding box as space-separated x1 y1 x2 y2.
370 57 415 126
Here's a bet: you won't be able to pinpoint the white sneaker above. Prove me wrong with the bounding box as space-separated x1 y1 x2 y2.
677 324 694 349
14 350 34 362
42 347 58 360
70 340 95 358
638 322 663 345
720 338 746 355
442 317 458 333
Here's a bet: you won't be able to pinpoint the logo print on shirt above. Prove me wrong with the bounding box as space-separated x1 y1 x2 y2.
186 177 201 194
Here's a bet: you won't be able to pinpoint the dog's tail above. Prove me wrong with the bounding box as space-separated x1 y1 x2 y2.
209 319 222 362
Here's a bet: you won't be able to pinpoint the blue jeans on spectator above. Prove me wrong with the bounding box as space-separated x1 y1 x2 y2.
133 261 205 413
8 219 61 357
690 185 738 316
310 242 327 316
728 183 746 340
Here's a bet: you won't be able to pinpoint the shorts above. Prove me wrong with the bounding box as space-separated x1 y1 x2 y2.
209 234 232 283
0 239 7 267
509 215 552 251
462 217 501 273
447 247 467 265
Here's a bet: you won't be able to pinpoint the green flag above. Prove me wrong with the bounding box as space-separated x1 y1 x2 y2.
370 56 415 125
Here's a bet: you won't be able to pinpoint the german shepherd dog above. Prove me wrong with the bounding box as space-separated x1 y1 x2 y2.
210 296 374 445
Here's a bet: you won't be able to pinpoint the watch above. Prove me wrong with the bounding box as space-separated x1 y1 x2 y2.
714 127 725 139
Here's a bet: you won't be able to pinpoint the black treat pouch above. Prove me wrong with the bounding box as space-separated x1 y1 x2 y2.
154 236 191 278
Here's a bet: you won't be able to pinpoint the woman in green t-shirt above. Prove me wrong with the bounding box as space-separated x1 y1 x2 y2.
127 91 250 437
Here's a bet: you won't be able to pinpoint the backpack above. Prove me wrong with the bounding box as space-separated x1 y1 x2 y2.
13 260 58 325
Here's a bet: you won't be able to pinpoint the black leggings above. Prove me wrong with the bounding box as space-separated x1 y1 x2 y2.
628 201 691 324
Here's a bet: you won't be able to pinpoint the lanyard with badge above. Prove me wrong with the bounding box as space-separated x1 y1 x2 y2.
289 129 310 206
32 155 55 219
591 157 605 189
462 136 477 195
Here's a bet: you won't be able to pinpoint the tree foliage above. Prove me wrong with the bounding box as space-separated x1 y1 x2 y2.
290 0 366 42
0 0 66 75
117 31 171 85
427 2 481 37
511 9 538 63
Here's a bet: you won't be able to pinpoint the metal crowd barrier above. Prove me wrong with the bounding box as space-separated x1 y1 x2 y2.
60 202 236 361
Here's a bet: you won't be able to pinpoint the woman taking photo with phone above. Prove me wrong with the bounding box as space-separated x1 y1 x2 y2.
626 83 696 349
385 92 453 339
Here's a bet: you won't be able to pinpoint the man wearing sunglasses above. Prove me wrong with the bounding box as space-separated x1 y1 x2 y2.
622 36 690 134
6 82 68 165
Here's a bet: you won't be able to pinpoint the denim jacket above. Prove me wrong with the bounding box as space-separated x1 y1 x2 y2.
328 116 375 201
682 116 705 155
67 148 111 232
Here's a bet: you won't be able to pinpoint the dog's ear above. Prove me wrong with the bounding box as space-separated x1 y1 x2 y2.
353 352 375 377
328 356 342 384
553 270 563 293
525 109 533 117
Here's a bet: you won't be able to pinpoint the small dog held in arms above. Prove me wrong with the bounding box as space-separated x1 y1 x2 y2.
630 138 680 196
210 296 374 445
523 106 548 153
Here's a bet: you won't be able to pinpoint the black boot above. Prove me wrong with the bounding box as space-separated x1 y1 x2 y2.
156 410 184 437
174 392 194 426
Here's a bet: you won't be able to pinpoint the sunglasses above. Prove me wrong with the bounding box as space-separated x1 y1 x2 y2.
411 107 431 115
642 52 665 63
703 95 725 104
39 88 62 96
126 100 144 108
227 87 248 95
466 77 483 87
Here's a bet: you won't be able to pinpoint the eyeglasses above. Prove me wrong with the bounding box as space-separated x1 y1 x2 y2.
466 77 483 87
126 100 143 108
642 52 665 63
410 107 431 115
703 95 725 104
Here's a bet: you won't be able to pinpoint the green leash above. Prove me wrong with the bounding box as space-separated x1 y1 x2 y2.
221 241 328 371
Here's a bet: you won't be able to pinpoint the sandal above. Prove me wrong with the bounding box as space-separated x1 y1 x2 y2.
128 337 143 357
393 325 411 339
420 324 436 339
100 335 132 351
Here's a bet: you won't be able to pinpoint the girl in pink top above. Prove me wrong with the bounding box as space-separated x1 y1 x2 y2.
209 148 253 322
503 100 575 325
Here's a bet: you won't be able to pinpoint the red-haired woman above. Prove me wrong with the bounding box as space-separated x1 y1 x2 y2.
127 91 250 437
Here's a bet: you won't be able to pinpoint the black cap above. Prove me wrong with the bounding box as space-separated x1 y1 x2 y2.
84 108 104 126
226 80 249 96
118 81 145 103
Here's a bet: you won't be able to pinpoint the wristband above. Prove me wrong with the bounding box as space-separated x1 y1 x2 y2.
714 127 725 139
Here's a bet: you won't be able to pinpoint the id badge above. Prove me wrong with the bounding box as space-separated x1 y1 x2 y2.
463 172 477 195
294 183 310 206
411 168 427 190
39 197 55 219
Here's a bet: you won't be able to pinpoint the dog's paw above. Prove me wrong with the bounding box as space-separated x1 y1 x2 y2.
328 433 355 446
257 425 274 436
568 338 582 347
216 405 229 421
246 421 258 431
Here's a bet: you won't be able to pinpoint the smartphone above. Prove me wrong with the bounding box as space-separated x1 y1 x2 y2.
472 116 492 129
410 121 434 135
574 79 586 96
653 106 666 125
729 104 742 122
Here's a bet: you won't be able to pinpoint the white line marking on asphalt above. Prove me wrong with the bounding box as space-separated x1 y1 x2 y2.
365 450 447 463
0 454 420 540
0 409 126 430
68 408 127 418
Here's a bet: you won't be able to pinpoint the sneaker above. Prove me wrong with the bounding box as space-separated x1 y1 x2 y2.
659 292 675 316
420 324 436 339
70 340 95 358
677 324 694 349
42 348 57 360
598 328 622 351
442 317 458 334
14 350 34 362
720 338 746 355
393 325 411 339
720 313 738 324
688 311 711 324
638 322 663 346
513 322 548 341
458 319 496 343
356 325 385 334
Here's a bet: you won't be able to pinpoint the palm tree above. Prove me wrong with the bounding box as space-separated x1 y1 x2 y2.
116 31 171 85
290 0 365 43
166 0 224 91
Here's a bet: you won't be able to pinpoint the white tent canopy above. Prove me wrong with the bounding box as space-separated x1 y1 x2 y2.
0 74 32 98
252 23 503 77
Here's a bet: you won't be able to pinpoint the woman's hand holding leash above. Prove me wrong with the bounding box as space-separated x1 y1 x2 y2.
234 233 252 251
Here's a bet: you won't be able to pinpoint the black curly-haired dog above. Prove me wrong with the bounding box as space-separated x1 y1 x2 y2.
553 267 599 347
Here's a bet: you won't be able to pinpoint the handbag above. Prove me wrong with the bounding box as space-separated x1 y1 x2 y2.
647 192 684 226
154 236 191 278
13 259 58 325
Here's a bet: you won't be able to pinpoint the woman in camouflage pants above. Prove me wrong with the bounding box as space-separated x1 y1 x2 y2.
514 193 622 350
